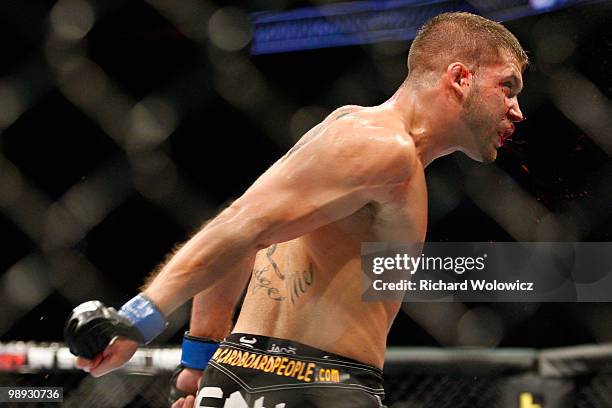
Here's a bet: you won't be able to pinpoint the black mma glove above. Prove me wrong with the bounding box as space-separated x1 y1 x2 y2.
64 295 167 360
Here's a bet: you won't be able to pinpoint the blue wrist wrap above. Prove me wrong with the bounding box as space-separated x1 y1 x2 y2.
118 294 167 344
181 332 220 370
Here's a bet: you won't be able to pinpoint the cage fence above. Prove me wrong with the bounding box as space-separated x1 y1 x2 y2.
1 343 612 407
0 0 611 407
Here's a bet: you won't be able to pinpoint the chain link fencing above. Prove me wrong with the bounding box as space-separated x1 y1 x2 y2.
0 0 611 406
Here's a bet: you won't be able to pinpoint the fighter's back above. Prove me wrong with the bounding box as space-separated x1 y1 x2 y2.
233 105 428 368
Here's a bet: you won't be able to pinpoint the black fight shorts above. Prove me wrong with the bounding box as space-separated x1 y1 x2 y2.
194 333 387 408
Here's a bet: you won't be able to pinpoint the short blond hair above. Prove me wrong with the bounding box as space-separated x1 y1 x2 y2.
408 12 528 77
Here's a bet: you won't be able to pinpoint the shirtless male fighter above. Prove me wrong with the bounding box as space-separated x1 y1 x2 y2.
64 12 527 408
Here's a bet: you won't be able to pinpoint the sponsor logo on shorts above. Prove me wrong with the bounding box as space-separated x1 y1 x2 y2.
211 348 342 383
195 387 287 408
267 344 297 354
239 336 258 348
520 392 542 408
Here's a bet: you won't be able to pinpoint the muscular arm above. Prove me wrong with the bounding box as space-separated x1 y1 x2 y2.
144 127 416 316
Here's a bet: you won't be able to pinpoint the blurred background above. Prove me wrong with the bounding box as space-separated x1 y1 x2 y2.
0 0 611 405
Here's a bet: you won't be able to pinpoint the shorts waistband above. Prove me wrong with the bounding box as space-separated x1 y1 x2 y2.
223 333 382 376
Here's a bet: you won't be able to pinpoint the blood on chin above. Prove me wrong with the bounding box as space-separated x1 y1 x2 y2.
498 127 515 146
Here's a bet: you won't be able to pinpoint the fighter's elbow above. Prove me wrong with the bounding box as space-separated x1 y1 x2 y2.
251 217 278 250
220 204 274 250
242 213 296 250
222 194 307 251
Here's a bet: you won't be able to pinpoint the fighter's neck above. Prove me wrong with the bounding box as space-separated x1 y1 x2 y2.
381 82 461 167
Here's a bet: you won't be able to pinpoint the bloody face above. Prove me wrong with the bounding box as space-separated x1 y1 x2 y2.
460 54 524 162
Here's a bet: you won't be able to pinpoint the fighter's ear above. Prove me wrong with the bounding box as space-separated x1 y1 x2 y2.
446 62 472 102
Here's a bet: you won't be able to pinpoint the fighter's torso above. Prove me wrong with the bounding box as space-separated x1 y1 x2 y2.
233 105 428 368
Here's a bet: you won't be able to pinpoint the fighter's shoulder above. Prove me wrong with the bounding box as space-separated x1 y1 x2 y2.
357 128 417 184
322 120 417 185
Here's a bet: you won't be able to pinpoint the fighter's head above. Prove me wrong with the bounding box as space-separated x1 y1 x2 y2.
408 12 528 162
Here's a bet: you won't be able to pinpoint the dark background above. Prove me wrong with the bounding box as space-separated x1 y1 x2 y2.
0 0 610 349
